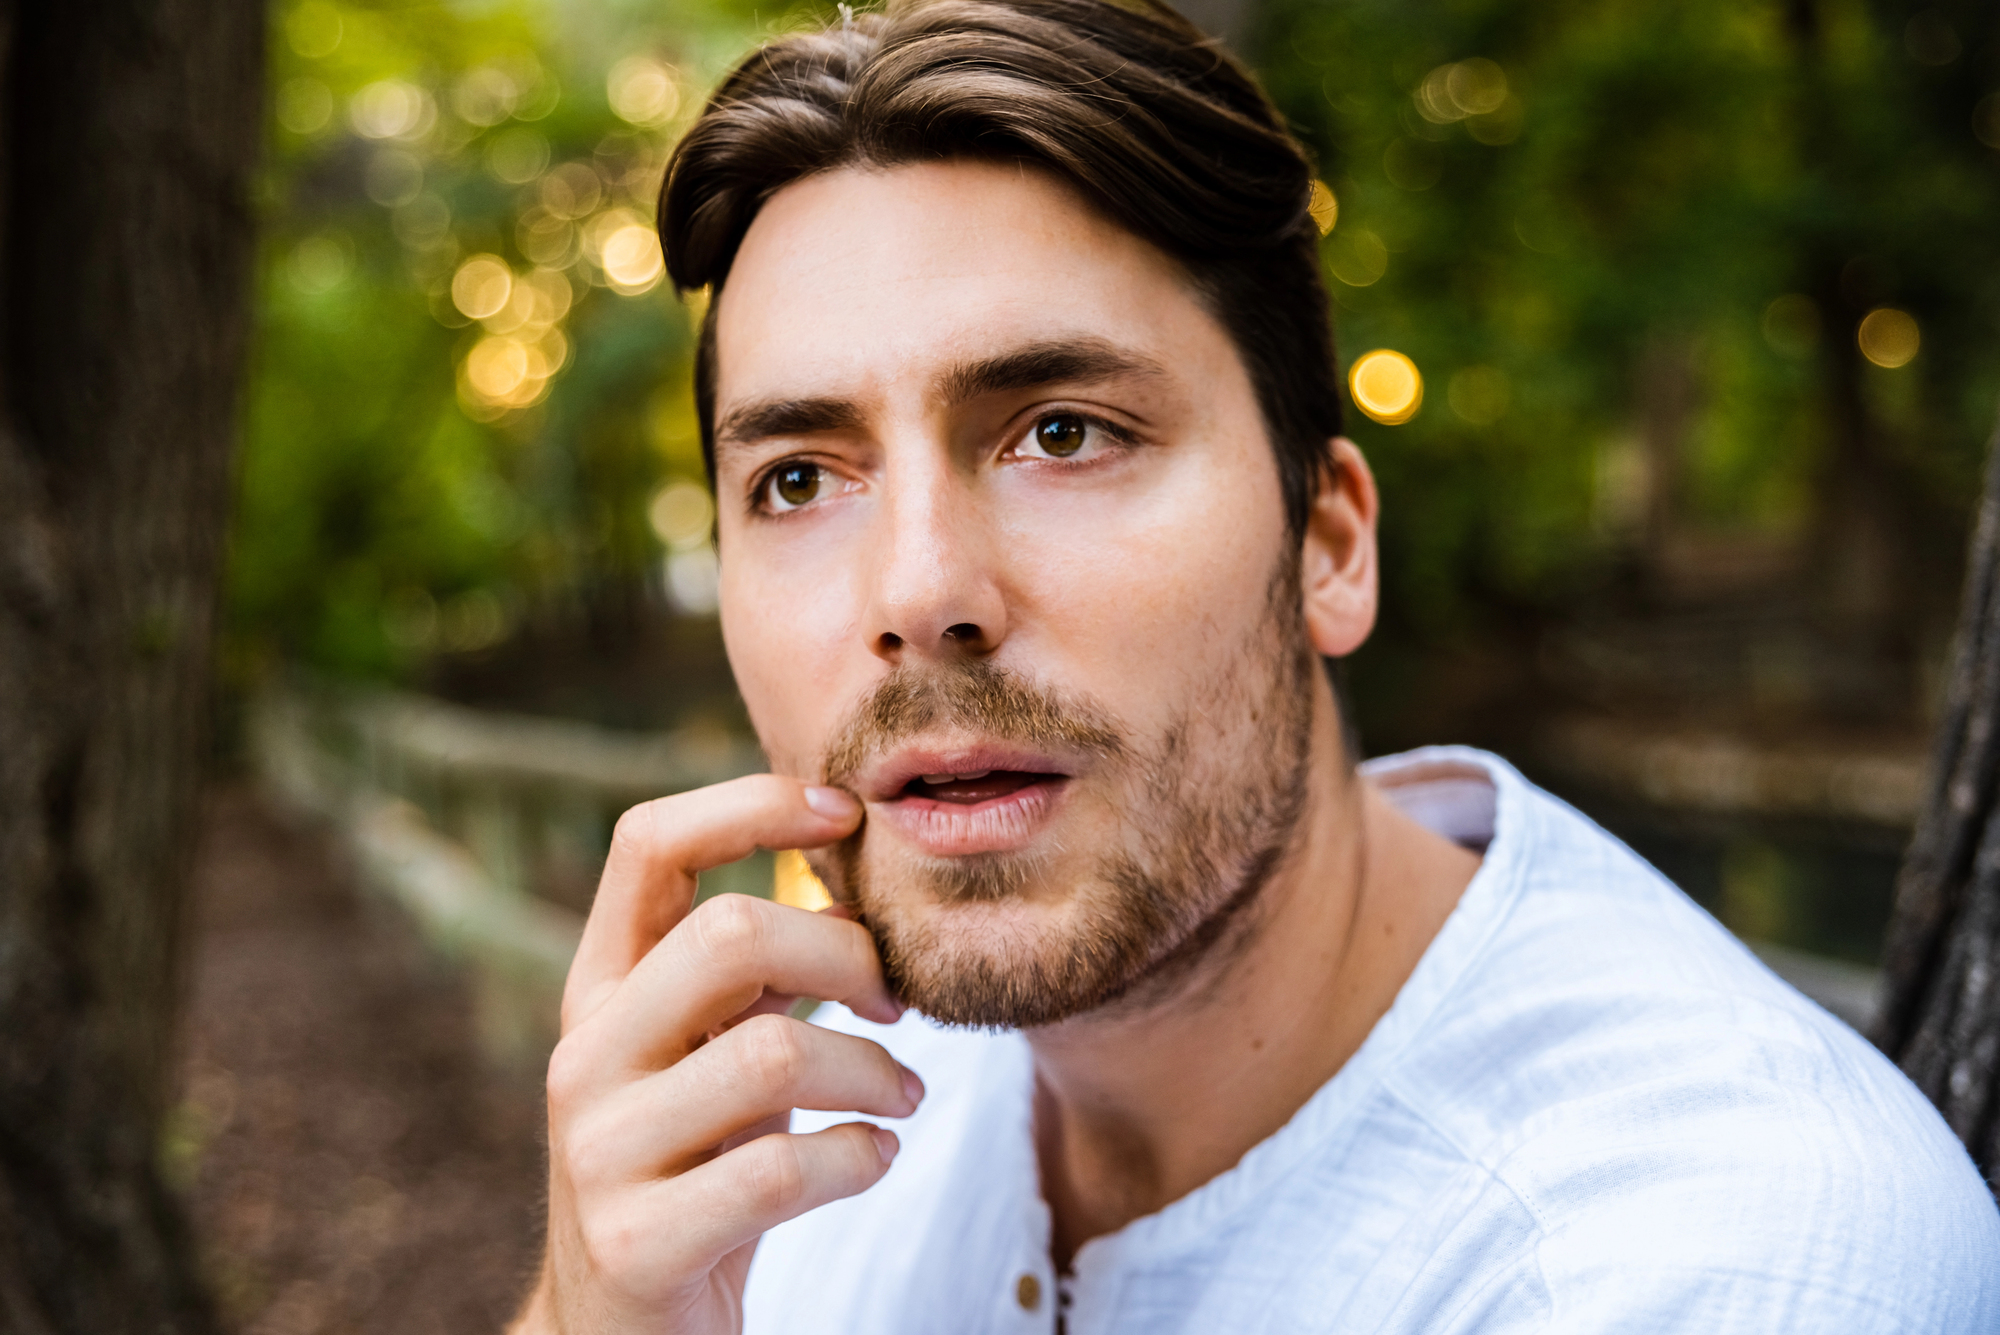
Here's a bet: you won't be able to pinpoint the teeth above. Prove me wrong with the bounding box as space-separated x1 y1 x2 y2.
920 770 993 785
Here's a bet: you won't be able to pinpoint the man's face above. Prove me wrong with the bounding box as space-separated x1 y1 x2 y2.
711 160 1320 1027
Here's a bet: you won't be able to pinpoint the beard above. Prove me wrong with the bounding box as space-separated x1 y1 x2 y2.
812 560 1319 1030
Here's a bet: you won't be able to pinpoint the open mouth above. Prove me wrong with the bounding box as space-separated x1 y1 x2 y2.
865 752 1076 856
902 770 1064 805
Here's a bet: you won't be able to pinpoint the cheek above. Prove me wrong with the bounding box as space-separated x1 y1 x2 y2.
719 554 866 770
998 448 1285 688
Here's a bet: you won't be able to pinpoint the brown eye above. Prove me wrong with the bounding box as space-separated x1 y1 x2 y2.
1035 414 1087 457
770 462 821 509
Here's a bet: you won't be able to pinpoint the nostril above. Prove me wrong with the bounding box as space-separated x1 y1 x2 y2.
944 623 981 644
879 632 905 651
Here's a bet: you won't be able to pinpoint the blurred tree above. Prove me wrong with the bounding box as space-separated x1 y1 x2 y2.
0 0 260 1327
1877 415 2000 1192
1253 0 2000 744
232 0 738 683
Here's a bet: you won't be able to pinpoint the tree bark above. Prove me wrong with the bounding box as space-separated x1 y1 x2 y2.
1875 410 2000 1192
0 0 261 1327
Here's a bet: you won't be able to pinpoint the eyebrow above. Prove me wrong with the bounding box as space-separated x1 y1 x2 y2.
932 336 1170 406
713 336 1168 456
714 397 865 451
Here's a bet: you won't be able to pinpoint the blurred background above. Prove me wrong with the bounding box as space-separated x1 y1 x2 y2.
184 0 2000 1326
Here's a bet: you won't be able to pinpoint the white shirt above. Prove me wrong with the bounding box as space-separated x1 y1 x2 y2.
746 748 2000 1333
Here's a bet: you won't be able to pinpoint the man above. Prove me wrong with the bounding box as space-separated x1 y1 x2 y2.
512 0 2000 1330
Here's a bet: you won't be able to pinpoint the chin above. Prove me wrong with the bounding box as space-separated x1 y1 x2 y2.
829 846 1169 1030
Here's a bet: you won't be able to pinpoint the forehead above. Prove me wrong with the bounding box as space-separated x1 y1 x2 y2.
711 159 1223 411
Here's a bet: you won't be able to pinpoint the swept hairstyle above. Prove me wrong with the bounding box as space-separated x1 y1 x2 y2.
656 0 1344 536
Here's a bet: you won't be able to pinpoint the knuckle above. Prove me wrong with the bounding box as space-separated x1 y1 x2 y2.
609 800 662 859
578 1205 646 1281
545 1033 592 1111
690 890 768 966
740 1135 807 1216
561 1110 624 1190
733 1013 807 1096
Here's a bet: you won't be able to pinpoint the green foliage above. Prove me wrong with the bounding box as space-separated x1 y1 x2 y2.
232 0 778 678
1257 0 2000 642
234 0 2000 700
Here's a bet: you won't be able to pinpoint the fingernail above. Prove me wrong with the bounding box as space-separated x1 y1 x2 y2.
900 1065 925 1110
871 1126 899 1166
805 785 861 820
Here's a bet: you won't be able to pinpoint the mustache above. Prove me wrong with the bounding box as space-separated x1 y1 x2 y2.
819 657 1125 789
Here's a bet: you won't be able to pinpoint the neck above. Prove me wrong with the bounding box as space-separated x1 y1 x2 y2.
1027 682 1480 1270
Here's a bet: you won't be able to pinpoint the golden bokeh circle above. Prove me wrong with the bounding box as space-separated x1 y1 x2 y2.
1308 180 1338 236
1858 308 1919 369
451 254 513 321
1349 349 1423 425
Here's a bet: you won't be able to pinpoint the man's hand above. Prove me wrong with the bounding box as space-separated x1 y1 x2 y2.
511 775 921 1334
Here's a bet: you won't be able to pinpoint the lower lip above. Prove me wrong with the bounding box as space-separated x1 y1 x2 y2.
873 777 1069 856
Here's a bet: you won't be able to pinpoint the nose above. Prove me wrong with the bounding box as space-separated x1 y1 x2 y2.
862 449 1006 663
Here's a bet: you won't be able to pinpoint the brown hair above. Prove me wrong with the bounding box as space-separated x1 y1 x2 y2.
657 0 1343 535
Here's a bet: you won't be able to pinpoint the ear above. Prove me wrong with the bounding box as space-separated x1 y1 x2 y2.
1300 438 1379 658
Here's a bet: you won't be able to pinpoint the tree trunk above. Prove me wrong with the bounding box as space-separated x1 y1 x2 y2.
0 0 261 1327
1874 410 2000 1192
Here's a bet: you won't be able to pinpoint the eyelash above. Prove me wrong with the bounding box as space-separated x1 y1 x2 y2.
747 410 1141 516
1008 409 1139 464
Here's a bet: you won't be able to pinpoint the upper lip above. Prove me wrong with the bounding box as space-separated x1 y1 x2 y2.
854 740 1076 803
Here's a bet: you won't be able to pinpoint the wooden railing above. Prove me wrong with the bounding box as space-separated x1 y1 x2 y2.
250 678 1886 1067
248 677 771 1065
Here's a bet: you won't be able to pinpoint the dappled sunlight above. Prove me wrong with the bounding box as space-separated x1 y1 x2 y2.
1349 349 1423 425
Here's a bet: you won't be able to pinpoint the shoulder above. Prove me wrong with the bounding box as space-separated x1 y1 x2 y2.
1389 757 2000 1328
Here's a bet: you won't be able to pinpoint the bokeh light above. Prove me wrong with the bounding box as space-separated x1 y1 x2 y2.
539 163 604 220
450 255 513 321
486 127 550 185
1447 59 1508 115
772 850 833 911
276 78 332 135
285 0 342 58
1329 227 1388 287
666 547 720 614
1858 308 1920 368
1308 179 1338 235
1762 294 1821 357
1414 58 1519 142
348 80 432 140
459 334 564 417
452 66 520 127
287 234 353 295
1977 93 2000 150
582 209 664 295
648 480 714 551
601 226 664 293
607 56 682 126
1350 350 1423 425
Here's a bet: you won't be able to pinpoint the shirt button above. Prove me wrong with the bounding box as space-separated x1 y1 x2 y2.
1016 1273 1042 1311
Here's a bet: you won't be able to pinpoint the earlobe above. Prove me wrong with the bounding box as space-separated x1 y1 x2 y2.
1300 438 1379 659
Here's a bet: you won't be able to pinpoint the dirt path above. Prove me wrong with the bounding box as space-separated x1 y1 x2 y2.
177 785 547 1333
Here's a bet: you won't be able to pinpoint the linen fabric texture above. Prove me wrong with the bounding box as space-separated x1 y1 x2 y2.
743 748 2000 1333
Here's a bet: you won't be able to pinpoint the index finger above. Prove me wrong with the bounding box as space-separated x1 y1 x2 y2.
564 775 861 1031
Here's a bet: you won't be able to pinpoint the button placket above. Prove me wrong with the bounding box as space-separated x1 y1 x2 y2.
1007 1259 1059 1332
